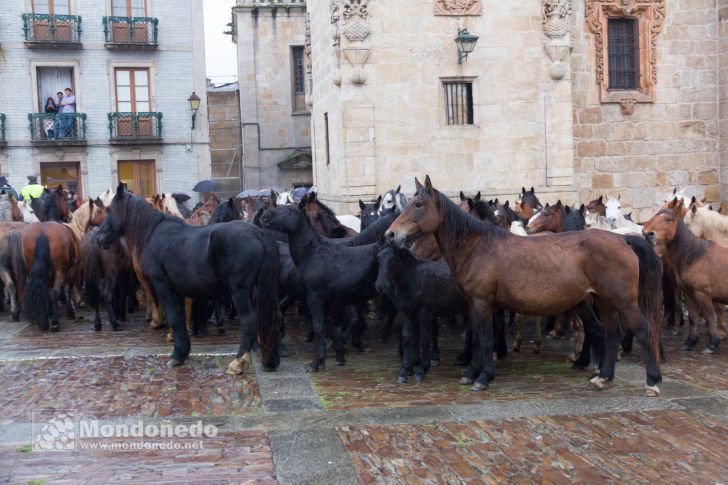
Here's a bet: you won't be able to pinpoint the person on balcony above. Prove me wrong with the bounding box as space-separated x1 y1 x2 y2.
59 88 76 138
43 97 57 139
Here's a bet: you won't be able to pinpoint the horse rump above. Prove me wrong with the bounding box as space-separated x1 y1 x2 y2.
23 233 52 330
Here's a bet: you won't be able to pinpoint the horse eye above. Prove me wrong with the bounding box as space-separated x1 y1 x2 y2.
415 202 423 208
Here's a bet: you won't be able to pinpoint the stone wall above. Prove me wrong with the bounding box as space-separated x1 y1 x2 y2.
309 0 577 214
234 2 313 190
207 86 243 198
720 0 728 202
572 0 720 221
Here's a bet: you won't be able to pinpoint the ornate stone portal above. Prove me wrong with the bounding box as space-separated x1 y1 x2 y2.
434 0 482 16
585 0 667 114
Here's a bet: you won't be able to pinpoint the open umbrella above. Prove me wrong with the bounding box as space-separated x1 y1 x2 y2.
192 180 221 193
237 189 261 199
171 192 191 203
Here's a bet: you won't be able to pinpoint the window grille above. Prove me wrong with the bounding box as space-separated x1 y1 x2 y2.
443 81 473 125
608 18 639 90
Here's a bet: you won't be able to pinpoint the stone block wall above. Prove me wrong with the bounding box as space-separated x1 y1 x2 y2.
572 0 720 221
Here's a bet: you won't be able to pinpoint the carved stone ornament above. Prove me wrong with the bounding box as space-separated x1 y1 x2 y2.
618 97 637 116
330 0 341 48
434 0 482 16
543 0 572 38
342 0 369 42
585 0 666 87
304 13 312 76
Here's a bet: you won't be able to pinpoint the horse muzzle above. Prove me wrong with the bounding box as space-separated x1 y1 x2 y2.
385 229 409 249
642 231 656 245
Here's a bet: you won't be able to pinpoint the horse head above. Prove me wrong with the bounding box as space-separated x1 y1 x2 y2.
643 208 680 247
260 202 305 234
604 195 625 229
527 200 565 234
96 184 128 249
386 175 440 248
359 195 382 230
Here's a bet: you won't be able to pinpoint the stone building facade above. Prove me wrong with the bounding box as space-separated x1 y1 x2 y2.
297 0 728 219
207 81 243 199
0 0 210 199
233 0 313 191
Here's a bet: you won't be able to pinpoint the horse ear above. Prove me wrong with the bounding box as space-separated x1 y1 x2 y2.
459 191 466 201
530 187 534 193
504 200 509 209
298 194 307 209
555 200 562 208
424 175 433 193
376 195 382 208
414 177 423 191
597 195 603 204
359 199 366 210
522 187 526 195
116 183 125 197
544 202 550 209
395 185 401 194
309 191 317 201
617 193 621 202
692 204 697 215
672 187 678 195
228 196 236 208
564 205 571 214
94 197 104 209
580 203 586 216
691 195 697 204
475 191 481 201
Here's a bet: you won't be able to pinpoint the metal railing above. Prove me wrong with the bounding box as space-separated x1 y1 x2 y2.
28 113 87 142
108 112 163 141
103 16 158 46
236 0 306 5
0 114 5 143
22 14 82 44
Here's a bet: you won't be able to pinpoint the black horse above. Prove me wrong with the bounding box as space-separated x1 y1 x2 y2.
261 199 380 371
209 197 241 224
96 184 281 371
30 186 71 223
376 244 471 383
359 196 382 231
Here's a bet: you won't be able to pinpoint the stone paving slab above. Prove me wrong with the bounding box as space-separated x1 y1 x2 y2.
0 430 276 484
337 409 728 484
0 354 260 424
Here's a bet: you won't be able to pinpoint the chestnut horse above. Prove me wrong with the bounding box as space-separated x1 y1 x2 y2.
386 176 663 396
643 209 728 353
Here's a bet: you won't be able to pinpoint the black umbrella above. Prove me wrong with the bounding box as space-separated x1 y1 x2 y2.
237 189 260 199
192 180 221 193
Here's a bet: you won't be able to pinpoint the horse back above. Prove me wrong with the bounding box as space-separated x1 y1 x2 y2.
20 222 78 270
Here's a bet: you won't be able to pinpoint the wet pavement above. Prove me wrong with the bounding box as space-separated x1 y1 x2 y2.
0 308 726 484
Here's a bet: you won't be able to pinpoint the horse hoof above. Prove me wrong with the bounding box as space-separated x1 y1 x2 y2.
430 360 440 368
50 324 60 333
415 373 425 383
94 325 101 332
700 346 715 355
226 354 250 375
458 377 474 386
167 358 184 368
396 376 407 384
112 324 121 332
217 327 225 335
279 345 290 358
644 385 660 397
470 382 487 392
11 313 20 322
589 376 610 390
336 359 346 367
533 347 541 354
305 362 323 372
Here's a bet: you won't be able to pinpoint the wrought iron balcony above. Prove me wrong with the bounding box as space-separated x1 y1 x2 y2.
22 14 82 47
28 113 87 146
103 16 158 49
0 114 6 146
108 112 163 144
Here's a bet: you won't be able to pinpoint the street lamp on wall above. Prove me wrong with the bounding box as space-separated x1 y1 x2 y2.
455 28 479 64
188 92 201 130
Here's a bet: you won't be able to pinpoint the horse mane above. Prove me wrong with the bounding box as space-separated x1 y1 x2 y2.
470 198 498 224
433 189 508 248
564 206 586 231
669 218 712 266
121 193 175 249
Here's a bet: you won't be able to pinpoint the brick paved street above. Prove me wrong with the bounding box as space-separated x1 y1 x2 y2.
0 308 726 484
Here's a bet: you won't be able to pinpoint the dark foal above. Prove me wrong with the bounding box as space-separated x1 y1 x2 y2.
303 191 357 238
359 196 383 231
376 245 471 383
261 200 380 371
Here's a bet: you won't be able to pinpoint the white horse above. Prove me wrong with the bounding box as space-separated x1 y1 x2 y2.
684 198 728 247
336 214 361 233
18 200 39 223
277 191 294 206
380 185 408 214
604 195 642 234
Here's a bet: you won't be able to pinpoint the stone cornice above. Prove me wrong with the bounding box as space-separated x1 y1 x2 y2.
234 0 306 8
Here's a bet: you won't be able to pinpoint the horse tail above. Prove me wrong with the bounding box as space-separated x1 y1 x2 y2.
83 244 100 310
23 233 51 329
254 232 281 371
625 235 663 362
7 231 27 293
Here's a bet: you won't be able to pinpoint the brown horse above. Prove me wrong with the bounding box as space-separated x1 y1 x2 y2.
514 187 542 222
584 195 606 227
302 192 357 238
386 176 663 396
643 209 728 353
527 200 566 234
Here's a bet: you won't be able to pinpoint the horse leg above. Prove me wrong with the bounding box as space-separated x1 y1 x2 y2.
469 301 495 391
351 305 369 352
225 289 256 374
153 283 188 367
397 313 414 384
493 307 507 360
0 269 19 321
620 305 662 396
117 280 128 322
590 306 620 390
682 295 701 351
573 300 603 370
620 329 634 356
305 294 329 372
416 315 435 382
456 313 473 366
715 303 727 340
64 283 75 320
49 272 64 332
431 319 440 367
103 279 120 331
512 314 523 352
696 295 720 354
533 314 543 354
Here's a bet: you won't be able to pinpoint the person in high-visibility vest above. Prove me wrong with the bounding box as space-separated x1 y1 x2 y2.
19 183 45 201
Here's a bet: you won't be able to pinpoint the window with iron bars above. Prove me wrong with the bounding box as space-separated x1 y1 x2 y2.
292 46 306 112
443 81 474 125
607 18 639 90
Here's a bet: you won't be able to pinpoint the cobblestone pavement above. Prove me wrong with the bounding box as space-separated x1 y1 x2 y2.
0 308 726 484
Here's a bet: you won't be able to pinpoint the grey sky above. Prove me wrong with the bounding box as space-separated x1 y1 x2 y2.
204 0 238 82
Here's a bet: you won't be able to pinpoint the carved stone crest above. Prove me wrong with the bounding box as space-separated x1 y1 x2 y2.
330 0 341 47
543 0 572 38
434 0 482 16
618 97 637 116
304 13 312 76
342 0 369 42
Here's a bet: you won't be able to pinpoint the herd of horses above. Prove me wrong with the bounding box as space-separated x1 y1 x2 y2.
1 177 726 399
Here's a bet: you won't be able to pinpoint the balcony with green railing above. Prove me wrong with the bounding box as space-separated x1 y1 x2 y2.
29 113 87 146
103 16 158 49
0 114 6 147
22 14 82 48
108 112 163 144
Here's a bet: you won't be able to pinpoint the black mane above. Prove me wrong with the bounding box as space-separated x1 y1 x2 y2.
430 188 508 249
121 193 176 249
